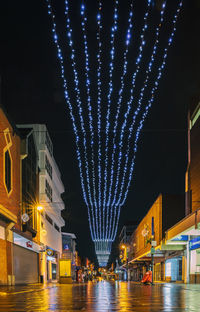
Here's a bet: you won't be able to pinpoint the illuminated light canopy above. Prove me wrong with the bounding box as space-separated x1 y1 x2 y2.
107 0 151 242
46 0 183 266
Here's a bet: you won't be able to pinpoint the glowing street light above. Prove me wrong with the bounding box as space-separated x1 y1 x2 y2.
37 205 43 212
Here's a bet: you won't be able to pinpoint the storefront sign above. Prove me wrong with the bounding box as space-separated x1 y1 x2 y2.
13 233 41 253
63 244 69 251
190 237 200 251
172 235 188 242
26 241 33 248
46 248 54 256
47 256 56 262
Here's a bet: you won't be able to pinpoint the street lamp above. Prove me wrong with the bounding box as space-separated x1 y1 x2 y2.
37 205 43 212
120 244 129 281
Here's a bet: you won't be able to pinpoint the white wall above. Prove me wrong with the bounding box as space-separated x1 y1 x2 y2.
190 250 197 274
40 216 62 253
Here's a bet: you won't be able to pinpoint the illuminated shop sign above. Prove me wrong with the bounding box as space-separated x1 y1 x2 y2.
46 248 54 257
172 235 188 242
13 233 41 253
64 244 69 251
190 237 200 251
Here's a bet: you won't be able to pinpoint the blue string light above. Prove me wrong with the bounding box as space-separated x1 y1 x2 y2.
112 1 183 241
103 0 119 242
107 0 151 241
106 1 135 241
64 0 99 240
96 0 103 241
45 0 96 240
80 3 99 241
46 0 183 264
109 1 167 241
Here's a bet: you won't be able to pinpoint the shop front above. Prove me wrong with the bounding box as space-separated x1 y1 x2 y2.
13 232 41 284
189 237 200 283
165 208 200 283
40 247 59 283
165 257 183 282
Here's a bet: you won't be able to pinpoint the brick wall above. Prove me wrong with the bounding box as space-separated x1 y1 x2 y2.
0 108 21 229
0 239 7 284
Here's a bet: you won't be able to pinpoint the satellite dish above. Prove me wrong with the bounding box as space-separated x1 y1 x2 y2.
21 213 29 223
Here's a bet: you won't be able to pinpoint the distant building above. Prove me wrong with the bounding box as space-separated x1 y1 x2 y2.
62 232 76 259
17 124 65 282
166 97 200 283
119 222 138 245
128 194 184 282
118 222 138 280
186 98 200 215
61 232 77 281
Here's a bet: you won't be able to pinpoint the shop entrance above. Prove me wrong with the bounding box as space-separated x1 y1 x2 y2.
13 245 39 284
165 257 182 281
52 263 57 280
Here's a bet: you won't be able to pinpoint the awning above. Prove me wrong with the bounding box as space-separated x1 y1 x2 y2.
166 208 200 242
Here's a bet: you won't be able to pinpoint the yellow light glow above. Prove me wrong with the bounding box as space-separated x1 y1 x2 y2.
121 244 126 249
37 206 43 211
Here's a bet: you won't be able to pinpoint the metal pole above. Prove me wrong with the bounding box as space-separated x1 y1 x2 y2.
152 253 154 285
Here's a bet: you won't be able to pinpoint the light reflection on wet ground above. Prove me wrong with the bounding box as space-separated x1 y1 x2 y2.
0 281 200 311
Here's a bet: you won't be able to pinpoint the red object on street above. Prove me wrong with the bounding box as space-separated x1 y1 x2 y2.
141 271 152 283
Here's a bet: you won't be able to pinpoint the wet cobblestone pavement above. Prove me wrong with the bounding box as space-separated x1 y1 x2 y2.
0 281 200 312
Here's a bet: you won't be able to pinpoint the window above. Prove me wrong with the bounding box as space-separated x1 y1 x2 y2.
54 223 60 232
21 133 37 229
45 179 52 201
5 150 11 193
190 101 200 129
45 132 53 156
45 155 52 179
45 213 53 225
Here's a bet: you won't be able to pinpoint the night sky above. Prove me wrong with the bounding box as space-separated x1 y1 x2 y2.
0 0 200 265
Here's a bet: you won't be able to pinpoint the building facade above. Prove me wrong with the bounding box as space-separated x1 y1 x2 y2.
0 106 20 285
165 98 200 283
13 127 41 284
18 124 65 283
118 222 137 280
127 194 184 282
62 232 77 281
0 107 43 285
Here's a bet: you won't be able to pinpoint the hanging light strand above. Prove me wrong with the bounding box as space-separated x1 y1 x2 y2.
112 1 183 241
107 0 152 241
105 1 135 241
80 3 99 240
96 0 103 240
103 0 119 241
46 0 95 240
110 2 167 242
64 0 98 238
